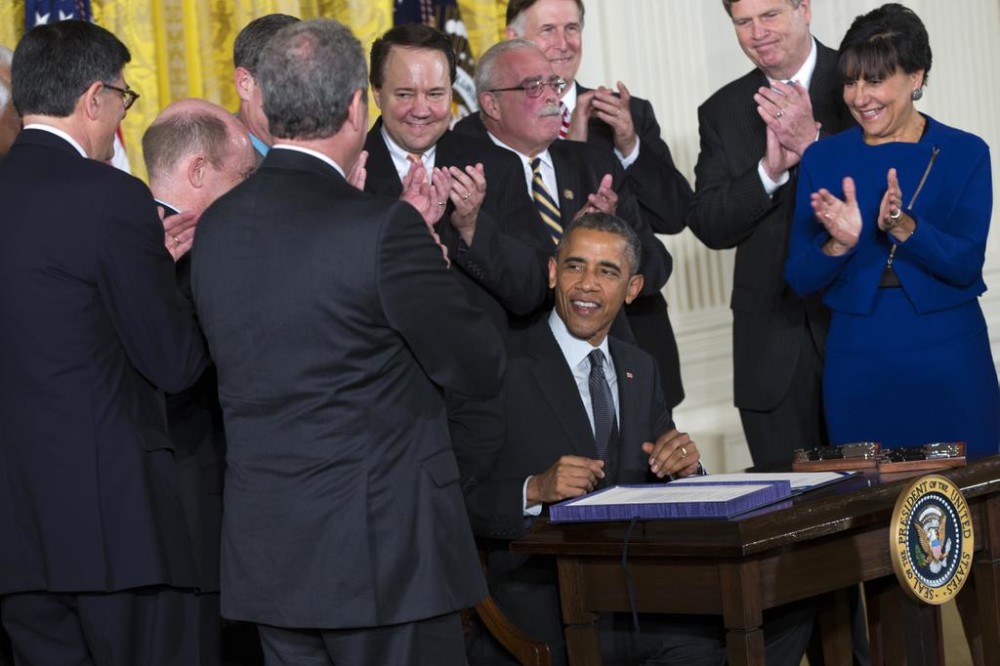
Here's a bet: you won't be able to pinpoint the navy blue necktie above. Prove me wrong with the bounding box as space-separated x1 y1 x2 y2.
588 349 620 485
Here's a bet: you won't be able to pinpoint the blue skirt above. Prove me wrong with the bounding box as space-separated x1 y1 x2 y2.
824 288 1000 456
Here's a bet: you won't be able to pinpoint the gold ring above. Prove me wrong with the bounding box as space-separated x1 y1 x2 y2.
775 110 784 119
462 193 470 201
172 235 180 244
437 201 446 206
680 446 688 458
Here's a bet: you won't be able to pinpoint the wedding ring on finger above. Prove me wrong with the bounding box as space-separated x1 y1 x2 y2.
462 192 470 201
171 235 180 246
889 208 902 221
775 109 784 119
679 446 688 458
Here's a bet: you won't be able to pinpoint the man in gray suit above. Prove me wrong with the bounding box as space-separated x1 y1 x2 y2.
686 0 854 470
192 19 505 665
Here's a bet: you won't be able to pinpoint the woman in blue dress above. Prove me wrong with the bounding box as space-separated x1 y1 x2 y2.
784 3 1000 456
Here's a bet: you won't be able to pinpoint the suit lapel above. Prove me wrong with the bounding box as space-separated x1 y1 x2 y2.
548 144 582 228
528 324 597 458
363 120 404 199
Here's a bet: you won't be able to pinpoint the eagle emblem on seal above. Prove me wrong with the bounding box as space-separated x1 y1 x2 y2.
914 505 952 574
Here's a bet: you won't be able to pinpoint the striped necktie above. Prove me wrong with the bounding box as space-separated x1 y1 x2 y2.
531 157 562 244
559 101 570 139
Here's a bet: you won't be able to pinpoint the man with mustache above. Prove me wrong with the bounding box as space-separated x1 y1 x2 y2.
459 39 671 345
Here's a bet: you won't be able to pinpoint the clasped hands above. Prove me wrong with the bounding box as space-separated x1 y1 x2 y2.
812 168 912 256
525 429 700 506
755 80 821 180
571 81 637 156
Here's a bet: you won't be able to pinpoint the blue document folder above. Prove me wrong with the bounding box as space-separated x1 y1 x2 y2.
548 480 793 523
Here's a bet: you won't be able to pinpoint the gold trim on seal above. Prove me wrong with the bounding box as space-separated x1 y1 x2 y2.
890 474 974 605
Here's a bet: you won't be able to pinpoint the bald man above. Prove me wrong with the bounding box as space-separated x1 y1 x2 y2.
0 46 18 156
142 98 255 666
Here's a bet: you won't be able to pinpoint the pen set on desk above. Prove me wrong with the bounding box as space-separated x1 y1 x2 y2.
792 442 966 473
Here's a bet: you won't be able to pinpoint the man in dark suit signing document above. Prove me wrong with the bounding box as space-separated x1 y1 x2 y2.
191 19 505 666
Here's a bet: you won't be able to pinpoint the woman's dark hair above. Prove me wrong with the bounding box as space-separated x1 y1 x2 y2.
838 3 932 85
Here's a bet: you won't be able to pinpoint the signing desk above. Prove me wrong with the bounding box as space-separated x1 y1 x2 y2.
511 456 1000 665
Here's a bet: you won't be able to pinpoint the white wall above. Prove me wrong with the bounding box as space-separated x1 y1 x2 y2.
575 0 1000 471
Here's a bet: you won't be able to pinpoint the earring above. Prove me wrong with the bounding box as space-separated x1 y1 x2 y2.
911 87 924 101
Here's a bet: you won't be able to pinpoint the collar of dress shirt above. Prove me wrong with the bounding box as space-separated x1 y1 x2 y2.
560 81 579 115
486 130 556 195
773 37 818 90
548 309 614 380
270 144 346 178
380 124 437 183
23 123 87 158
154 198 181 214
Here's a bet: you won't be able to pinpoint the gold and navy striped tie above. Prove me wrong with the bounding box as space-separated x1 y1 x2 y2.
531 157 562 245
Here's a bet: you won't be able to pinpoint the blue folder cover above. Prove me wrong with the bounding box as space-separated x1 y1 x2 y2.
548 481 793 523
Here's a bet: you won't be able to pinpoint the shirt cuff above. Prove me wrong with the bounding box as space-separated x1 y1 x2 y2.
522 476 543 516
758 160 789 196
615 141 640 170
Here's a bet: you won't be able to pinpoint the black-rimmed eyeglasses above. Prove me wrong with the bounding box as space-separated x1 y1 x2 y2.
487 76 567 99
102 83 140 111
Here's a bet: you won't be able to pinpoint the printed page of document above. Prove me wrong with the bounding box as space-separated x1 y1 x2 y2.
671 472 850 493
567 484 774 506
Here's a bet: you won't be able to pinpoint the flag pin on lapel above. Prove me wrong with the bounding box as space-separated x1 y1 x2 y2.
626 371 634 380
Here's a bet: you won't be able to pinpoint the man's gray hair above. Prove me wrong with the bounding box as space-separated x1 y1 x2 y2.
257 19 368 141
557 213 642 276
474 38 539 99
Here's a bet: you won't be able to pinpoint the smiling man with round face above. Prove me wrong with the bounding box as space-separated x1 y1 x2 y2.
372 42 453 155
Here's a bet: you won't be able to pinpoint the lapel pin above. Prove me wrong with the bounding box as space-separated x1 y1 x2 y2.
626 371 634 380
563 190 574 200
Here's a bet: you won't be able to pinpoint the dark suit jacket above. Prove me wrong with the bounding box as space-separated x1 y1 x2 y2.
686 42 854 411
468 320 674 665
468 320 673 538
363 122 549 518
160 203 226 593
0 129 208 595
453 117 685 407
191 147 505 629
363 121 550 331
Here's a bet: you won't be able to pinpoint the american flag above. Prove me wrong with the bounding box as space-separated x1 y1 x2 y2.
25 0 132 173
25 0 91 29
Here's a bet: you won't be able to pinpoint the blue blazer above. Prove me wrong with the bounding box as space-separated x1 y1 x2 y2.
785 116 991 314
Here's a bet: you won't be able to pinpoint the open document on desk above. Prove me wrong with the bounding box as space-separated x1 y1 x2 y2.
670 471 856 495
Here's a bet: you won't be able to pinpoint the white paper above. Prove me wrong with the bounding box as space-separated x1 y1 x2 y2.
671 472 849 493
566 484 774 506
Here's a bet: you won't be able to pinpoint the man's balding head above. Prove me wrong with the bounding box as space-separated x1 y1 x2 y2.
143 98 255 214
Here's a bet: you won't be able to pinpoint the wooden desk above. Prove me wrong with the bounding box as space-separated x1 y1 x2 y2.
511 456 1000 665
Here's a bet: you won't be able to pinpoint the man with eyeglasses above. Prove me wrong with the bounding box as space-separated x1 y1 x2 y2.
0 20 209 666
458 39 671 361
457 0 691 412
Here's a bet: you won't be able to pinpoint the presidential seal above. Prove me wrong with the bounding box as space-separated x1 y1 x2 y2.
890 474 974 605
